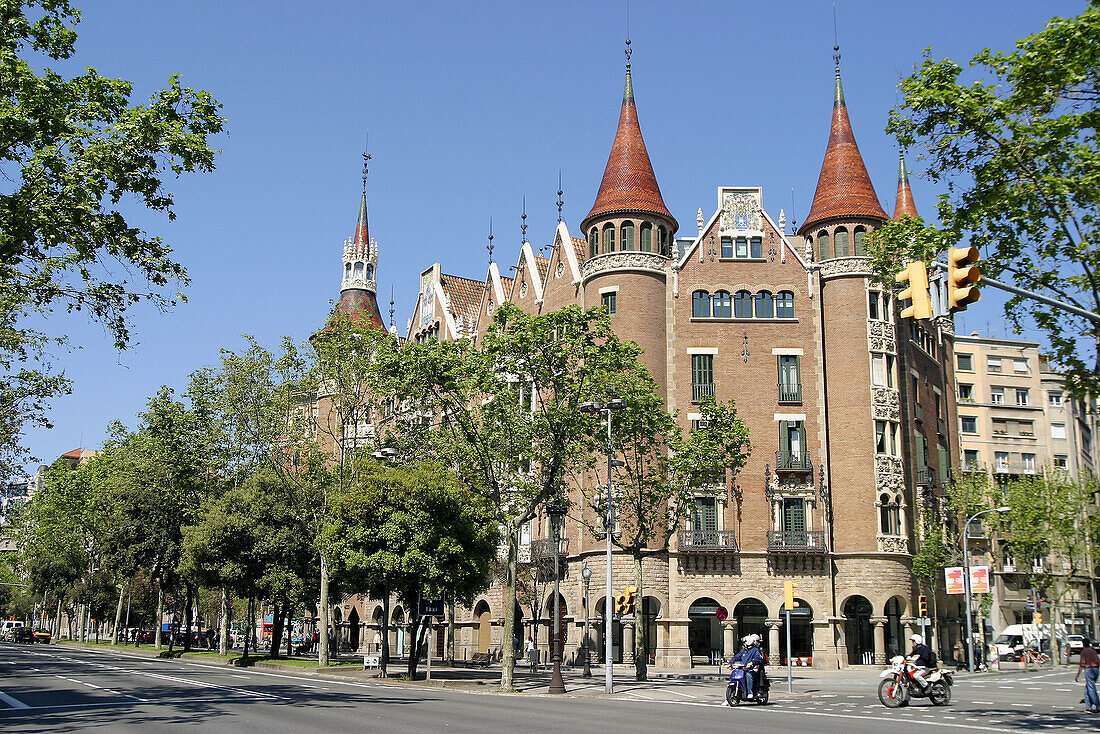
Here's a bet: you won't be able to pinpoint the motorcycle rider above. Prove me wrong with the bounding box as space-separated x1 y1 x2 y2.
908 633 934 691
728 633 764 699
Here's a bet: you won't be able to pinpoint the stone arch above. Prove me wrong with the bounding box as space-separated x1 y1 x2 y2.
687 596 725 661
473 600 492 654
884 595 907 658
842 594 874 665
779 596 814 662
347 607 361 651
726 590 779 618
680 590 733 619
594 595 623 663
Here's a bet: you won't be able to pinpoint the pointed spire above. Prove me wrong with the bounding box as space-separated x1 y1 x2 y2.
582 41 676 232
354 150 370 248
893 150 919 220
798 54 887 235
335 149 384 330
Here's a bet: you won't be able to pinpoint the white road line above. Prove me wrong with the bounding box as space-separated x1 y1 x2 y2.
623 690 657 699
0 690 30 709
663 689 698 699
1010 703 1034 707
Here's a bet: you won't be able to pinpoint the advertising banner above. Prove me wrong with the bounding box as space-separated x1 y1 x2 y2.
945 566 965 594
970 566 990 593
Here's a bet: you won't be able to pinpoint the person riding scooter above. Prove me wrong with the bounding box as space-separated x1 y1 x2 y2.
728 634 765 699
908 633 934 691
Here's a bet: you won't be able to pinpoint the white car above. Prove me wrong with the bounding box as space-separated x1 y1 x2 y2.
1068 635 1088 652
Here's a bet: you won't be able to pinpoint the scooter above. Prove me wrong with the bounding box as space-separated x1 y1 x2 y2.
726 664 770 705
878 655 952 707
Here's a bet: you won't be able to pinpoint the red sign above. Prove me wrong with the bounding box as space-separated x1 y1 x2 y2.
945 566 965 594
970 566 990 593
715 606 728 621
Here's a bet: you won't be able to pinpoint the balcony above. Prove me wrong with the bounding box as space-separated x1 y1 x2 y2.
692 382 715 403
775 450 812 473
530 537 570 560
778 383 802 404
767 530 827 553
937 418 947 435
678 529 738 551
916 466 938 486
995 461 1038 475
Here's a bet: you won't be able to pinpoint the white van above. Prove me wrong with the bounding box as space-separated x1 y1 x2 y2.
992 623 1066 659
1 620 24 640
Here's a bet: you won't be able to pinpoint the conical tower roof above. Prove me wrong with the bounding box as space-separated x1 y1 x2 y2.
799 67 887 235
353 190 369 248
893 151 918 220
582 60 676 232
336 176 384 330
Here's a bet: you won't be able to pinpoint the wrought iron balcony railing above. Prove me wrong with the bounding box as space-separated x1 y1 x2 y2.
677 529 738 551
775 450 812 471
766 530 827 553
692 383 715 403
530 537 570 560
778 383 802 404
916 466 937 486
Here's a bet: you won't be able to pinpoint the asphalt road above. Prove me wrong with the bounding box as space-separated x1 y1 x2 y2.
2 643 1098 733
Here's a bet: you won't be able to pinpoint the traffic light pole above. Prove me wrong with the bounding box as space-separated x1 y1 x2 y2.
929 261 1100 324
605 411 615 696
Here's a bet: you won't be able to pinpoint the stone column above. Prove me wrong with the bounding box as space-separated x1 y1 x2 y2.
766 619 783 665
722 620 738 661
872 616 888 665
664 620 692 669
811 620 833 669
831 617 849 669
622 619 636 664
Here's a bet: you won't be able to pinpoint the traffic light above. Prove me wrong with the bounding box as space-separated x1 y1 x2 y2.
918 595 928 617
624 586 638 615
896 261 934 320
1035 611 1043 625
784 581 798 610
947 246 981 312
613 594 627 614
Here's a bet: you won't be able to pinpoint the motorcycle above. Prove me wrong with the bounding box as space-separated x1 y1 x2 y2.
878 655 952 707
726 664 770 705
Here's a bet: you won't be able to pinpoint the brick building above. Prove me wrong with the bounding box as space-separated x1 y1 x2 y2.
329 51 964 669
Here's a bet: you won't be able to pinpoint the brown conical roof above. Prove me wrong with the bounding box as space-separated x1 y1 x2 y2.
336 289 385 329
893 152 919 220
353 190 369 249
582 64 676 232
799 69 887 235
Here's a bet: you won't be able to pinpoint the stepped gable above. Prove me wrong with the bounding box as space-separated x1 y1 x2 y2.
893 152 919 220
582 62 676 231
799 68 887 235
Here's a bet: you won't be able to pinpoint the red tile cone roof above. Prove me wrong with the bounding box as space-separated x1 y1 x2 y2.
893 152 919 220
799 69 887 235
582 64 676 232
354 191 369 249
336 289 385 329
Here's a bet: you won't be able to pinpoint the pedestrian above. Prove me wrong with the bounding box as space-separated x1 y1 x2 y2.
1075 638 1099 713
526 637 537 672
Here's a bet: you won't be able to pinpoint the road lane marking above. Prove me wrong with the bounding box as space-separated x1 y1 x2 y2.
0 690 30 709
664 689 698 699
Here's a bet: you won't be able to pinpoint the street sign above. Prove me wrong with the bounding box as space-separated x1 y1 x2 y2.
419 599 444 617
970 566 990 594
715 606 728 621
945 566 965 594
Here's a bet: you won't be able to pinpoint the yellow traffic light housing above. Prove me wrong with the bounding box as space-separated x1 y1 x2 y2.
613 594 627 614
947 246 981 311
1034 611 1043 625
624 586 638 615
784 581 798 610
896 261 934 320
918 595 928 617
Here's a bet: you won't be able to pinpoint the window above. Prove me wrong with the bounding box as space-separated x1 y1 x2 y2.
1049 392 1063 407
779 420 807 463
602 224 615 254
353 261 364 277
853 227 866 255
693 497 718 532
620 221 635 251
589 228 599 258
782 498 806 533
990 387 1004 405
961 416 978 433
995 451 1009 469
712 290 732 318
640 223 652 252
835 227 850 256
869 291 881 320
658 226 669 257
987 356 1002 372
1016 389 1029 406
778 355 801 402
721 236 733 258
1054 455 1068 468
1051 422 1067 439
734 290 752 318
992 418 1007 434
879 494 900 535
964 449 981 470
1022 453 1036 472
775 291 794 318
602 292 617 315
344 262 352 277
1018 420 1034 436
871 353 896 387
1013 358 1029 374
875 420 899 455
818 230 830 260
957 353 974 371
958 383 974 401
735 237 748 258
750 237 762 258
692 290 711 318
691 354 714 402
754 290 774 318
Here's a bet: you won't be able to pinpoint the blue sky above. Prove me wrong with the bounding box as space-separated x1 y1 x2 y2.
20 0 1087 471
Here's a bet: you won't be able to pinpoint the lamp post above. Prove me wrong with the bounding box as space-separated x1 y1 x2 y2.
579 398 627 695
582 562 592 677
963 506 1010 673
546 494 568 694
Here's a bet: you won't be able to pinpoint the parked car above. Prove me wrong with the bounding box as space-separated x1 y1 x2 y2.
11 627 35 643
1 620 25 641
33 628 52 644
1068 635 1088 653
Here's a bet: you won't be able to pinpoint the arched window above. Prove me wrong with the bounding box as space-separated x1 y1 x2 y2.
854 227 866 256
658 226 669 257
755 290 774 318
713 290 732 318
879 494 900 535
353 261 364 277
589 228 599 258
640 223 652 252
776 291 795 318
734 290 752 318
818 230 830 260
750 237 762 258
603 224 616 254
835 227 850 256
692 290 711 318
366 264 374 280
621 221 635 251
345 262 352 278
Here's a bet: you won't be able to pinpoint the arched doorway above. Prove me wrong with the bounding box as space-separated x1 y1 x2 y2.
348 607 361 651
779 598 813 663
544 592 567 659
371 606 384 652
641 596 661 664
594 597 622 663
885 597 905 659
474 601 491 654
332 607 343 654
688 597 723 663
734 598 769 659
392 606 405 657
844 596 874 665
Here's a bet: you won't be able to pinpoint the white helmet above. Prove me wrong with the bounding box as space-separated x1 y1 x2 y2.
743 633 761 646
910 634 924 644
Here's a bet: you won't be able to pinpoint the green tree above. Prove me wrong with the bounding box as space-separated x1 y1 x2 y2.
884 3 1100 394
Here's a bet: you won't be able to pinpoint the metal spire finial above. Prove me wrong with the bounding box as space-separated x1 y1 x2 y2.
521 196 528 243
388 286 395 332
362 133 370 195
556 170 564 223
487 217 494 264
625 37 631 66
832 3 841 70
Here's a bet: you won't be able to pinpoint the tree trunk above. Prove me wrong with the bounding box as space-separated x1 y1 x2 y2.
447 594 456 666
318 554 331 667
381 592 390 677
219 587 229 656
244 595 253 658
285 603 294 658
633 553 647 681
500 532 519 691
154 583 164 650
183 583 194 652
270 599 284 659
111 585 125 646
407 614 424 679
55 598 63 640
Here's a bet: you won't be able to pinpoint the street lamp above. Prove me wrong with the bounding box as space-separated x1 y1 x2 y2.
581 562 592 677
546 494 568 695
963 506 1010 673
579 397 627 695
